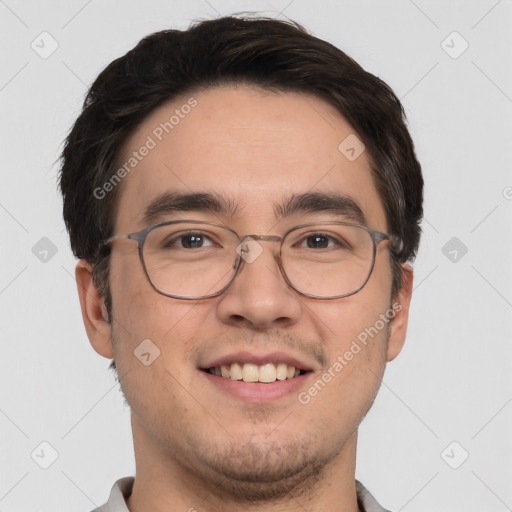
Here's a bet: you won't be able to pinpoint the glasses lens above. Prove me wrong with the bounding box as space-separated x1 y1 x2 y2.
141 222 376 299
143 222 238 298
281 224 375 298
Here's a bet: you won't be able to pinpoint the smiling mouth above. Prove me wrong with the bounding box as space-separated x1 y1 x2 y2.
203 363 309 383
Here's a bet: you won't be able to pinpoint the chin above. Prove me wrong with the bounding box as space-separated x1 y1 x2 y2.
196 436 338 502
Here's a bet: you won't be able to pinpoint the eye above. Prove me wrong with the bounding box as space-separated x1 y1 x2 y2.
165 231 215 249
298 233 342 249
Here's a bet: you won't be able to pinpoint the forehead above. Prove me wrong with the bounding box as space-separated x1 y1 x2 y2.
114 85 387 232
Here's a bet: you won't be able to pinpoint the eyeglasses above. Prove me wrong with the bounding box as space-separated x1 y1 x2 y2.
99 220 401 300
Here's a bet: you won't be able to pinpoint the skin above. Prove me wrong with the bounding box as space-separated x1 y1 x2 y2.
76 85 413 512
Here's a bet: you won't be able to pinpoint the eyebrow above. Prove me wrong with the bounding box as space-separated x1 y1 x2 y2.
275 191 366 225
142 191 239 224
141 191 366 225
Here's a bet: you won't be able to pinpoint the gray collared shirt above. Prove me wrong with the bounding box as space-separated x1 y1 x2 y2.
90 477 391 511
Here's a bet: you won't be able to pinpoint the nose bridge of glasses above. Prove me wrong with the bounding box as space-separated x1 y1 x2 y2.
238 234 283 255
235 234 283 267
244 234 282 243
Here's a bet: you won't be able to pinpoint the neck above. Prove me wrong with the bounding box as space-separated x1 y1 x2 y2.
126 416 362 512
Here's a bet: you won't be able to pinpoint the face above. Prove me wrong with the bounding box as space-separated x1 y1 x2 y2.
78 85 412 501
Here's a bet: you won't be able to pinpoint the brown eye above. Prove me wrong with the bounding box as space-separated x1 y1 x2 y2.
305 234 329 248
160 231 215 250
180 233 206 249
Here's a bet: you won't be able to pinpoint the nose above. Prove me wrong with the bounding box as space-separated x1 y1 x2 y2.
215 237 302 330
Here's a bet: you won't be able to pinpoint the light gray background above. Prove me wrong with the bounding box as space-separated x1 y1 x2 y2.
1 1 511 511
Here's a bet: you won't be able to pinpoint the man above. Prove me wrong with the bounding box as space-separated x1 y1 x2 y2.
60 15 423 512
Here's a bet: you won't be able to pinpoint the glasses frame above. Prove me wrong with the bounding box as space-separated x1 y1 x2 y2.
99 219 401 300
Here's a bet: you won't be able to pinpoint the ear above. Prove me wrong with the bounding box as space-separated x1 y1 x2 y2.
75 260 115 359
386 264 414 362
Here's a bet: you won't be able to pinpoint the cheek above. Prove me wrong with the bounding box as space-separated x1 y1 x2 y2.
296 300 390 437
306 252 393 387
307 300 391 417
108 253 182 358
318 300 390 363
314 261 392 352
109 253 212 368
108 259 205 421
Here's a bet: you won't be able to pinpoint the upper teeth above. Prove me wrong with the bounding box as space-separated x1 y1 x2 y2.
208 363 301 383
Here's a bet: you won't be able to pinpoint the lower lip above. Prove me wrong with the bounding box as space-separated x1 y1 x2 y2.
200 370 312 402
